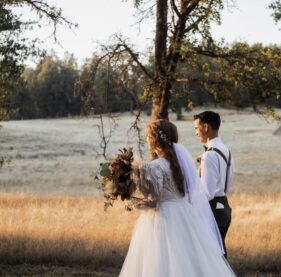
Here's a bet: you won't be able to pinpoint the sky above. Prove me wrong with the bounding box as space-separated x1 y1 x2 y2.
18 0 281 66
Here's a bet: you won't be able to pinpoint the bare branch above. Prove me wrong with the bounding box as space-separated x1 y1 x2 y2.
184 0 200 17
118 65 141 109
133 1 156 27
115 42 153 80
22 0 77 40
97 37 153 80
74 54 108 115
129 85 152 158
195 48 271 65
169 2 177 32
94 114 118 160
196 49 232 59
170 0 182 18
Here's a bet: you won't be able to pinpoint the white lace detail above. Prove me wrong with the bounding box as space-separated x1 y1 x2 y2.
139 158 183 205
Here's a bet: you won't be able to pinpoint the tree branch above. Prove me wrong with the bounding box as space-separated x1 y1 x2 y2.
115 43 153 80
21 0 76 39
94 114 118 160
184 0 200 17
170 0 182 18
184 1 214 33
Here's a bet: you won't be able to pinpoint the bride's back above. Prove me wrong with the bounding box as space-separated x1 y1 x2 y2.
149 157 184 202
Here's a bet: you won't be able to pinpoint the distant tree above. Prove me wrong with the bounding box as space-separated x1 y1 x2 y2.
0 0 76 120
7 54 81 119
29 55 80 118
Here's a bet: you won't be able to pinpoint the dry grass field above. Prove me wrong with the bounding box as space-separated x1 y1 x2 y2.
0 193 280 276
0 108 281 276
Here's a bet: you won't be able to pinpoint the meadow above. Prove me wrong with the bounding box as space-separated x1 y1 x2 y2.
0 108 280 276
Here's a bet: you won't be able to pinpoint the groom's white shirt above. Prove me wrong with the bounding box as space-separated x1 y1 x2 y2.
201 137 234 200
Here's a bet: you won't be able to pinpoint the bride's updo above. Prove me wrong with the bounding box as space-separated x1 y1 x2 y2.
146 119 184 196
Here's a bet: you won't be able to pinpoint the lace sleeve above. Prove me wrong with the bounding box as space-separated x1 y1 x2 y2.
137 162 163 207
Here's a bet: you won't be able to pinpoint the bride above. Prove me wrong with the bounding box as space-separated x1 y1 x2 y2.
119 119 236 277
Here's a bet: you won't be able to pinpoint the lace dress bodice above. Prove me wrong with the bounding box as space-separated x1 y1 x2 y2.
139 157 183 206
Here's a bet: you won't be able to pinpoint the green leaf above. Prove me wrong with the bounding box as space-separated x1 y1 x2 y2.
100 163 111 176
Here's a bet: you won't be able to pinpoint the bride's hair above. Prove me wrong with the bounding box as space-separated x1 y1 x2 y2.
146 119 184 196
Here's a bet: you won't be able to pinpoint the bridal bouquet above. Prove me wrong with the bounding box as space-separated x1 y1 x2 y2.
99 148 137 211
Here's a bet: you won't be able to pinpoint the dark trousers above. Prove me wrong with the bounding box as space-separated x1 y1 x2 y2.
209 196 232 259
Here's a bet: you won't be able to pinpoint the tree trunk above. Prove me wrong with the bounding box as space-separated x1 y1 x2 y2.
151 0 168 121
151 80 171 120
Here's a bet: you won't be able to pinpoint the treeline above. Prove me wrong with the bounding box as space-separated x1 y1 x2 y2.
5 43 281 120
7 55 79 119
7 54 142 119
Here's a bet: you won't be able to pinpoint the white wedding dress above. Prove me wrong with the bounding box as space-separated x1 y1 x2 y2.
119 145 236 277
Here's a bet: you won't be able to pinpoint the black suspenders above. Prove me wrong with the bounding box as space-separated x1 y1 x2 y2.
207 147 231 193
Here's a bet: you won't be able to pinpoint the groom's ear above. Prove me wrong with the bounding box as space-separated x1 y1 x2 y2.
203 123 209 133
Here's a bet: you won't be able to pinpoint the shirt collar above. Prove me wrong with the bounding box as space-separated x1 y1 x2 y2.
206 137 221 148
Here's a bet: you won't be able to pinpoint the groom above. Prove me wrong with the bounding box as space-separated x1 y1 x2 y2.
193 111 234 258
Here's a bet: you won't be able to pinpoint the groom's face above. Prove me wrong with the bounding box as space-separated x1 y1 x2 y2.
194 119 208 143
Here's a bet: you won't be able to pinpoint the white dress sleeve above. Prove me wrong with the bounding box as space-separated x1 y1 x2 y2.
138 162 164 207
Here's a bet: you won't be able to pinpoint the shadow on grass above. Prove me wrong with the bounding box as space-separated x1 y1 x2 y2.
0 264 120 276
0 235 125 268
0 235 280 276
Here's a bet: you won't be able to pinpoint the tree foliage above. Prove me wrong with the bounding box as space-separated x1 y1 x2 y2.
8 55 81 119
179 43 281 113
4 42 281 120
2 1 281 122
75 46 149 115
0 0 75 120
82 0 280 120
78 1 225 119
269 0 281 23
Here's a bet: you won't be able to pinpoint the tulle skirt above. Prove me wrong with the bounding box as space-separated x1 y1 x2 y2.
119 198 236 277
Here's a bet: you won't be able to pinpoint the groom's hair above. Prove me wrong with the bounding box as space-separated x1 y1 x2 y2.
193 111 221 131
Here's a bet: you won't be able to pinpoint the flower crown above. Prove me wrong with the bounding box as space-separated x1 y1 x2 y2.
157 128 173 147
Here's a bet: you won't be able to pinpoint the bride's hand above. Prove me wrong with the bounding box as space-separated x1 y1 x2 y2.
132 152 142 169
131 197 157 209
131 197 150 209
131 160 140 170
131 196 144 205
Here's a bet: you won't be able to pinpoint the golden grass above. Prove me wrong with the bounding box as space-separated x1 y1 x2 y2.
0 194 134 266
0 193 280 275
228 193 281 274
